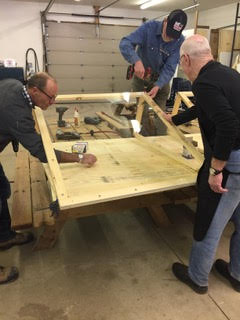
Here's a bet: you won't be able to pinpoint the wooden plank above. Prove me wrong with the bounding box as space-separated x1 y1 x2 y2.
172 91 194 116
96 121 121 139
96 111 132 137
46 136 199 210
148 205 171 227
171 93 182 116
134 132 200 171
59 186 196 219
11 150 32 229
178 91 194 108
55 92 143 103
135 96 145 124
34 219 66 251
34 107 69 208
143 93 203 164
96 111 127 130
30 156 47 182
30 157 54 227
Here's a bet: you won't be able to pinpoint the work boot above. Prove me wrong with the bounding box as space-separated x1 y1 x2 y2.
172 262 208 294
0 231 34 251
0 266 19 285
214 259 240 292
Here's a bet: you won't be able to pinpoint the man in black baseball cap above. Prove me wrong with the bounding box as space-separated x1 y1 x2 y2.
119 8 188 135
166 9 188 39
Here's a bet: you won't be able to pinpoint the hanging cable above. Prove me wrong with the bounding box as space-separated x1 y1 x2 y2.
25 48 40 81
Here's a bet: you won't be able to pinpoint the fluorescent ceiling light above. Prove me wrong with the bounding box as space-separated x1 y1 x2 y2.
140 0 165 10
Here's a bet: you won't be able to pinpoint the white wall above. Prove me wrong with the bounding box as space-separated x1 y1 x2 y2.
0 0 166 71
198 2 237 29
0 0 238 72
0 0 45 70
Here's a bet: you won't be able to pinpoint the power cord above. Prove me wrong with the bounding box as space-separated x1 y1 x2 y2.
25 48 40 81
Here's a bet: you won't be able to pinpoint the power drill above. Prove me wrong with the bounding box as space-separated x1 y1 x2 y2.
126 65 152 80
56 106 68 127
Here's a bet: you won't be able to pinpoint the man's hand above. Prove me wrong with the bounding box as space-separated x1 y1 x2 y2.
81 154 97 167
162 112 173 124
134 60 145 79
208 173 228 194
147 85 159 99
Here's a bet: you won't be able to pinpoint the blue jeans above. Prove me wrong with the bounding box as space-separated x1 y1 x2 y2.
188 149 240 286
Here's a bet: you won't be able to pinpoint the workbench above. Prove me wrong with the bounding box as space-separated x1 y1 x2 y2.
11 92 203 250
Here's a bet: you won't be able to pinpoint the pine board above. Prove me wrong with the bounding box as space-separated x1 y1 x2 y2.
11 150 32 229
44 136 200 210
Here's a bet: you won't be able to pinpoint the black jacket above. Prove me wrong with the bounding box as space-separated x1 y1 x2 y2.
0 79 48 162
173 61 240 162
172 61 240 240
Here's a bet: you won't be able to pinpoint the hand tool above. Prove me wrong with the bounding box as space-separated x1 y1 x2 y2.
72 142 88 154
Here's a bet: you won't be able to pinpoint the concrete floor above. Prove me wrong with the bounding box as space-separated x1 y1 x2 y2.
0 105 239 320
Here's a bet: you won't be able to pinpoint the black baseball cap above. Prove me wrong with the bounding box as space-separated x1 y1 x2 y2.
166 9 187 39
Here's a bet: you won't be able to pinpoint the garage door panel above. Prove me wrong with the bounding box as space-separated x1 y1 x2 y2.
47 21 96 37
49 65 127 79
99 25 136 39
46 21 135 93
47 37 121 52
47 22 136 39
48 52 126 65
57 78 131 93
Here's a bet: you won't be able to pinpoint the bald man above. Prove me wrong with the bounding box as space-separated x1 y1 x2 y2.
164 35 240 294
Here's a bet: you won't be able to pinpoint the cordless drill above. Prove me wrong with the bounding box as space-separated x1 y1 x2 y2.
126 65 152 80
56 106 68 127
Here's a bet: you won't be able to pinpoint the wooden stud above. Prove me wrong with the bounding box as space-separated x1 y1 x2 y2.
34 107 69 208
11 150 32 229
142 93 203 164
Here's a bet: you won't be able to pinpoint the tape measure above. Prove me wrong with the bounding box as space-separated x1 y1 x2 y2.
71 142 88 154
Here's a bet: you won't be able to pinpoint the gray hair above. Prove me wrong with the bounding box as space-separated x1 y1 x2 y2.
180 34 212 58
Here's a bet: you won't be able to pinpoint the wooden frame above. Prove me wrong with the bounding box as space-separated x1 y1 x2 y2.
171 91 194 116
34 92 203 212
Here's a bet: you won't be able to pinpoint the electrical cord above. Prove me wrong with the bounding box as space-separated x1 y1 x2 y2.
25 48 40 81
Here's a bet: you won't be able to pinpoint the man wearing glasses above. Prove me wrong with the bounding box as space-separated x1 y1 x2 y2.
0 72 97 284
164 35 240 294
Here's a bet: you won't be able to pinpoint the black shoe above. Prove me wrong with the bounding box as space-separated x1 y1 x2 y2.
0 231 34 251
172 262 208 294
214 259 240 292
0 266 19 285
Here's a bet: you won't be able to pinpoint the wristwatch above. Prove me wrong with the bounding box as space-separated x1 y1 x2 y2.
209 167 222 176
78 154 84 162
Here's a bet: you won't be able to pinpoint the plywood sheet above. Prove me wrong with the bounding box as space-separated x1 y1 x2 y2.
45 136 200 210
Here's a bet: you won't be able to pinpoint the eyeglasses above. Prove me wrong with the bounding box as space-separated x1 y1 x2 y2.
37 87 56 101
